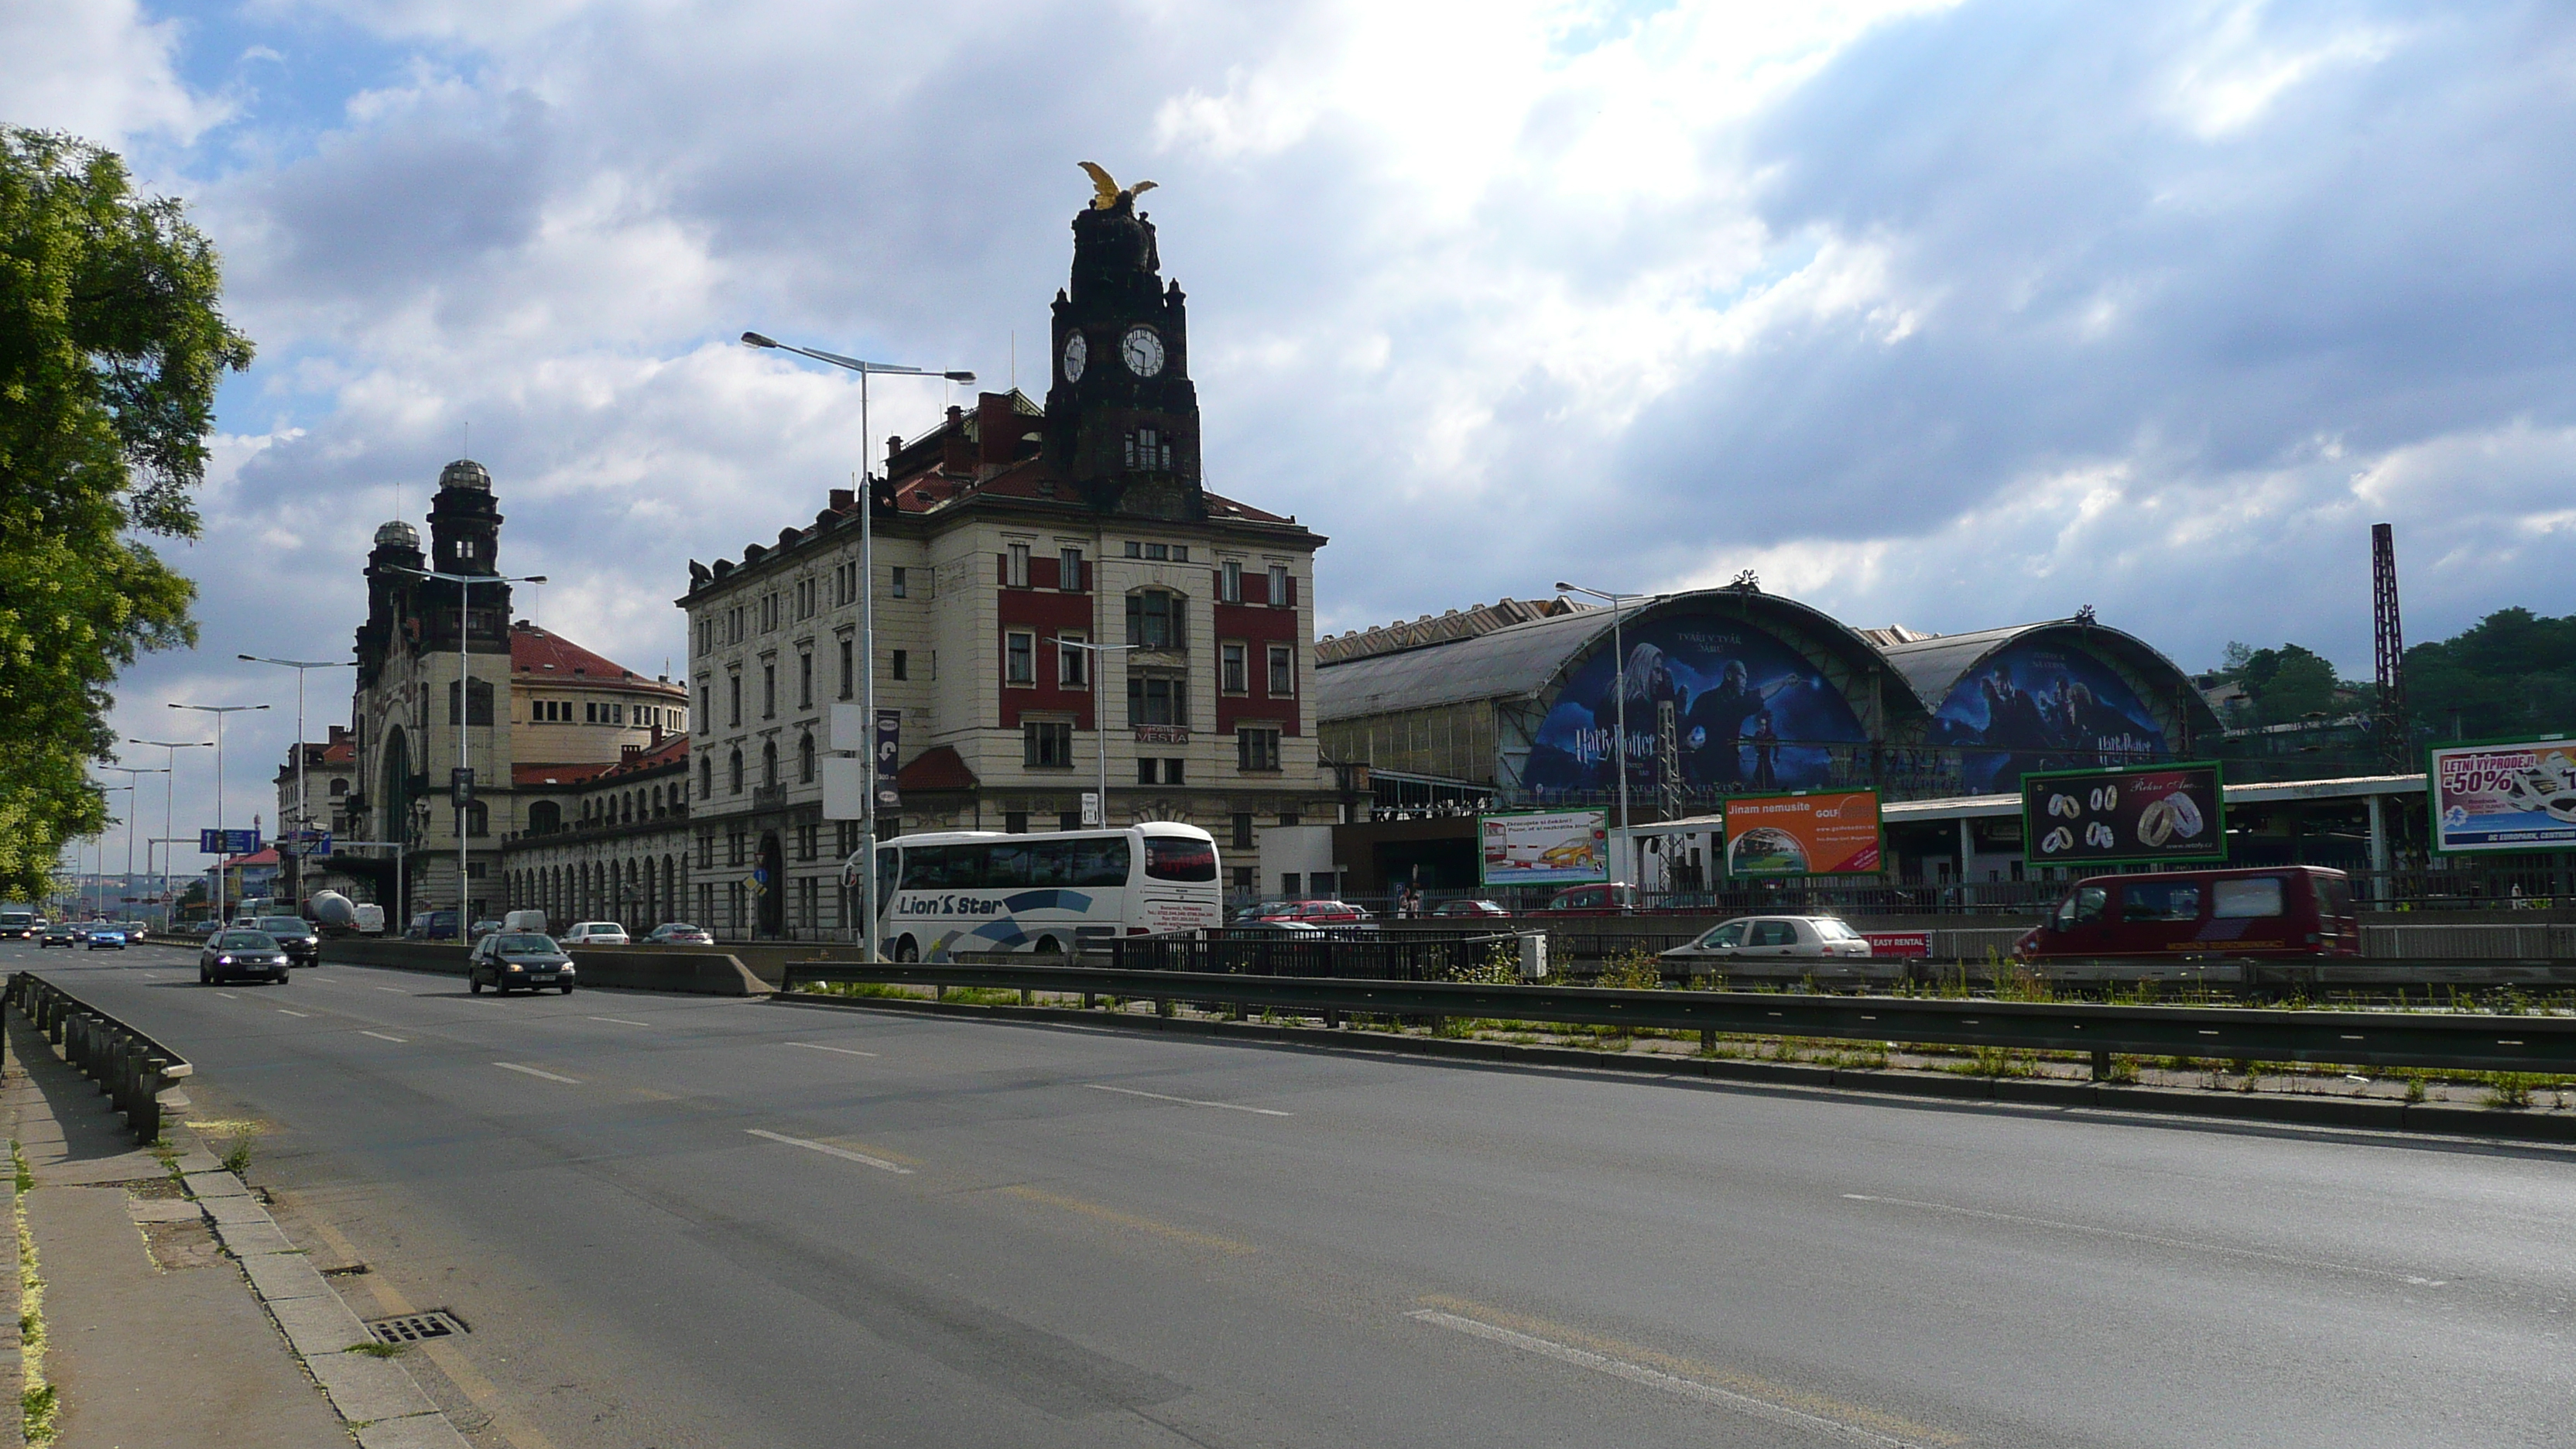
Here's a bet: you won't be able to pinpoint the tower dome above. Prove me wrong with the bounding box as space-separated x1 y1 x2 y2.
373 519 420 550
438 458 492 492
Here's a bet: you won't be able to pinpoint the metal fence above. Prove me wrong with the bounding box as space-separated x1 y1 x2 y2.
7 971 194 1143
1112 929 1518 981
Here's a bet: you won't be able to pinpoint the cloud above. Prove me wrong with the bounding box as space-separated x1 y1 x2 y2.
43 0 2576 859
0 0 224 146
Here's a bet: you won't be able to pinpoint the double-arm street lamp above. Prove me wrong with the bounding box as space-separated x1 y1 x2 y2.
100 766 167 920
1555 582 1655 887
130 737 211 923
742 331 973 960
168 702 269 923
388 568 546 941
239 653 358 908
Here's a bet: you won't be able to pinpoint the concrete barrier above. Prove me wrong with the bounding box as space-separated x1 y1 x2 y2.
319 938 769 995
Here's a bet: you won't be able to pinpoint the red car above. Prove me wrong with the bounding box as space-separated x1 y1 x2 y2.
1258 899 1373 925
1431 899 1511 918
1534 883 1641 916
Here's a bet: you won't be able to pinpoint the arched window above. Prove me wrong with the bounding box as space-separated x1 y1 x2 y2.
650 786 663 819
528 800 561 835
798 731 816 784
728 748 744 794
762 740 779 789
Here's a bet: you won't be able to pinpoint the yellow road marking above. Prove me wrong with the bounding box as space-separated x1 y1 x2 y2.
1413 1294 1958 1446
1002 1186 1255 1255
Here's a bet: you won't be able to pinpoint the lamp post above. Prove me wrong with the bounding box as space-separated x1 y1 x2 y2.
91 785 133 918
1046 638 1139 831
131 737 210 926
101 766 166 920
1555 583 1653 888
390 567 546 940
742 331 973 960
168 703 269 925
239 654 356 909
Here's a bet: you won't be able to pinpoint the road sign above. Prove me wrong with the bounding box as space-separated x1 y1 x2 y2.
875 709 903 811
1081 792 1102 827
198 828 261 855
450 768 475 806
283 829 333 858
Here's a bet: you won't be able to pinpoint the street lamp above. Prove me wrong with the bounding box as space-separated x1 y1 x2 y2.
388 568 546 941
1555 582 1656 887
131 737 211 926
743 330 973 960
101 766 166 921
239 654 357 909
91 784 133 919
1046 638 1139 833
169 702 270 924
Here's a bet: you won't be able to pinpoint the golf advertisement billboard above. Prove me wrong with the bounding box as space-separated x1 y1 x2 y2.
2021 762 2225 867
1721 790 1882 876
1478 809 1610 886
2429 736 2576 855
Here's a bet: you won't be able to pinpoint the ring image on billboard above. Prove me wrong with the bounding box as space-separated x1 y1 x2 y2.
2430 738 2576 854
2020 762 2224 866
1478 810 1610 886
1721 791 1881 876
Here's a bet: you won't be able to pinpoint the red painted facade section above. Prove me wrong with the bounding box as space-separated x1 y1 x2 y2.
1214 579 1300 736
998 563 1097 729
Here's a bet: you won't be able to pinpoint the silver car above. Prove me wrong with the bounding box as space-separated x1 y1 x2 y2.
1660 916 1873 963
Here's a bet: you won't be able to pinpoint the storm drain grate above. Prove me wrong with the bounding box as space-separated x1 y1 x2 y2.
366 1310 468 1345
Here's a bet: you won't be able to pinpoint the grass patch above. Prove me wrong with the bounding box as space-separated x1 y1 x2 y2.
14 1140 55 1444
346 1341 405 1358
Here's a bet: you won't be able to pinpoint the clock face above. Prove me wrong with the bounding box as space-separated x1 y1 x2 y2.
1121 325 1166 378
1061 331 1088 382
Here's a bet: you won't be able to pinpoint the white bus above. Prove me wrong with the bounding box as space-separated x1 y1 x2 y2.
846 822 1221 961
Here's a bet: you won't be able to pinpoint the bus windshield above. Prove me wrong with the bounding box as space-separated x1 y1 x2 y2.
1145 837 1217 882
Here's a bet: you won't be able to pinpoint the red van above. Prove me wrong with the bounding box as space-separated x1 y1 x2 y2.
2015 866 2359 960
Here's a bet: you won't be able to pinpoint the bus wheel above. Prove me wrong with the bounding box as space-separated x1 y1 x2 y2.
1033 935 1061 957
894 936 918 963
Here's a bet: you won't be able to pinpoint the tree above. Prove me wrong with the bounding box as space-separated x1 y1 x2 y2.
2403 607 2576 741
0 130 252 900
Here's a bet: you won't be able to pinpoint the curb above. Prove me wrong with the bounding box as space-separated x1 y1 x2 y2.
770 991 2576 1147
172 1150 470 1448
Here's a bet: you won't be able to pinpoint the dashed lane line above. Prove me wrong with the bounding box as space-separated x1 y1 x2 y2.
492 1062 583 1084
783 1042 878 1058
587 1016 651 1027
359 1030 407 1043
745 1129 911 1173
375 987 407 994
278 1009 312 1018
1084 1083 1292 1116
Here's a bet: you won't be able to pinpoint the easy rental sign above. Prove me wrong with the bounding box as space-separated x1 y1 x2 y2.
2429 735 2576 855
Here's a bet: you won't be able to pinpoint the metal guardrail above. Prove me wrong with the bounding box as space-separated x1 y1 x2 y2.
1111 930 1519 980
776 961 2576 1077
7 972 194 1143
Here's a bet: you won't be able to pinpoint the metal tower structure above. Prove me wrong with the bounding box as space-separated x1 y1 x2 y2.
2372 522 2409 772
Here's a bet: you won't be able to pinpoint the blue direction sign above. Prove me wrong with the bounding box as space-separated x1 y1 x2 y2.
283 830 332 858
198 828 262 855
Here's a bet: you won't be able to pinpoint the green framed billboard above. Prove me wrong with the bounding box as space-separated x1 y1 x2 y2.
2427 733 2576 855
2021 761 2225 868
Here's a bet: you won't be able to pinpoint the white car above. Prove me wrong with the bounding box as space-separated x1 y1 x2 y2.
560 921 631 946
1660 915 1872 962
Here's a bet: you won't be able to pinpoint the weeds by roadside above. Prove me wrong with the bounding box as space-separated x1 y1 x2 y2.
13 1140 54 1444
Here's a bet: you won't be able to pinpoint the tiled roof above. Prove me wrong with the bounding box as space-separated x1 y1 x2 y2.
512 762 618 788
896 746 978 792
510 623 681 694
598 734 689 779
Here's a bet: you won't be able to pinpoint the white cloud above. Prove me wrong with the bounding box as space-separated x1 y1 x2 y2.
0 0 224 145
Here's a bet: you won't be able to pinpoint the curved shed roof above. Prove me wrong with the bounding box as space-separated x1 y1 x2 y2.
1880 619 2221 728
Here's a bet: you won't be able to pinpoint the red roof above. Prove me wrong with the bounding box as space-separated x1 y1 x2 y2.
221 848 281 868
598 733 689 779
512 762 617 788
511 623 678 692
896 746 978 792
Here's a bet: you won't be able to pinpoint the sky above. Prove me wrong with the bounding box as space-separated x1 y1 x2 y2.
12 0 2576 866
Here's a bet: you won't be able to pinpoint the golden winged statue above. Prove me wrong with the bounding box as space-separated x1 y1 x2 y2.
1080 161 1157 211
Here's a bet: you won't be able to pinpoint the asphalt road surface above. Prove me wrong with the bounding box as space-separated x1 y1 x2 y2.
11 940 2573 1448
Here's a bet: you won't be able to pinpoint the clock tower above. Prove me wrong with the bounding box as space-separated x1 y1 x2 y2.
1043 184 1204 520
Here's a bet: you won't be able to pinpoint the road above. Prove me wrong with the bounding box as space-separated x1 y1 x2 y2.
9 940 2572 1448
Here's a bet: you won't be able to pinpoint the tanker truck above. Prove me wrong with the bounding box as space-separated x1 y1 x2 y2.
309 890 385 937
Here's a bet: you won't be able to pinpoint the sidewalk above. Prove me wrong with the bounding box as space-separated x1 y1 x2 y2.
2 1012 351 1448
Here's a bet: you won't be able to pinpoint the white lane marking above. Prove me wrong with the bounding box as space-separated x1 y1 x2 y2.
1084 1083 1292 1116
745 1129 911 1173
783 1041 878 1058
1408 1310 1926 1447
214 992 238 1000
278 1009 313 1018
1841 1194 2446 1286
375 987 407 994
360 1030 407 1043
492 1062 583 1084
587 1016 651 1027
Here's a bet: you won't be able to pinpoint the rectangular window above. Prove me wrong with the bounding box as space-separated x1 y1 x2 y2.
2213 877 2286 920
1024 721 1071 768
1238 728 1282 772
762 663 776 718
1221 642 1247 694
890 649 909 681
1231 813 1254 850
1126 591 1179 650
584 701 597 724
1145 542 1168 560
1165 757 1184 784
1060 547 1084 591
1059 811 1082 832
728 673 740 727
1137 758 1158 785
798 650 813 708
1005 812 1028 834
1268 643 1295 696
890 566 908 599
1127 673 1187 727
1172 546 1189 563
1007 542 1030 587
838 639 854 699
1005 631 1035 685
1269 564 1290 606
1220 559 1242 602
1123 540 1142 558
1057 633 1088 688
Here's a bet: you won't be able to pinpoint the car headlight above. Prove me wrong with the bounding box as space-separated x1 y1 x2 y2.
505 963 523 972
558 961 574 972
215 955 231 965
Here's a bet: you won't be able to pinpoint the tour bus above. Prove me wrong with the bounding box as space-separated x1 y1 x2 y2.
847 823 1222 961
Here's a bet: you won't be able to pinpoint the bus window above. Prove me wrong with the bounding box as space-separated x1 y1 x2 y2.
1146 837 1217 882
1072 838 1130 886
875 848 900 913
987 842 1035 889
2120 882 2202 922
2212 877 2285 920
903 844 980 889
1029 840 1077 886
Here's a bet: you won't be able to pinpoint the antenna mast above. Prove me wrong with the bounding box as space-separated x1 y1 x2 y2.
2372 522 2408 772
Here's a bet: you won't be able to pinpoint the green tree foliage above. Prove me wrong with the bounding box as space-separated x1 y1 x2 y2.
2212 642 2351 726
0 130 252 900
2403 607 2576 741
